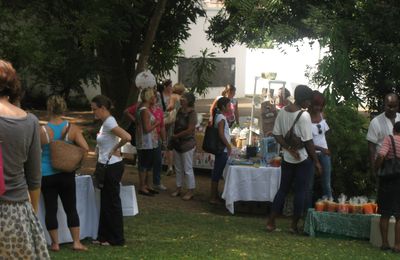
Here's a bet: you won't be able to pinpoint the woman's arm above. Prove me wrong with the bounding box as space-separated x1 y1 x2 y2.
141 109 160 133
25 119 42 213
218 119 232 155
167 94 177 111
124 108 136 122
70 124 89 152
234 101 240 125
209 98 218 120
29 189 41 214
39 125 50 146
110 126 132 156
304 139 322 175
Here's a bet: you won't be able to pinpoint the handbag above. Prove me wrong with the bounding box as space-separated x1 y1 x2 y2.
202 113 225 155
0 142 5 196
378 135 400 178
284 110 304 150
164 109 177 125
93 159 110 189
43 123 85 172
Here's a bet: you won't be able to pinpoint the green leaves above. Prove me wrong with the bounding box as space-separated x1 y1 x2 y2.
207 0 400 112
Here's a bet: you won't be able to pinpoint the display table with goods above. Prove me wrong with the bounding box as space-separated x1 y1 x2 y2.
38 175 139 245
222 163 281 214
304 198 379 239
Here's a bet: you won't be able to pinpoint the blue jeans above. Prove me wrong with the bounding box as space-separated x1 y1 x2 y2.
212 152 228 182
152 145 162 185
271 158 313 217
305 153 332 209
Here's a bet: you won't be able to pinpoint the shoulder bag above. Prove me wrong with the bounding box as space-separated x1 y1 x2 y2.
378 135 400 178
164 109 177 125
93 158 110 189
284 110 305 150
202 113 225 155
43 123 85 172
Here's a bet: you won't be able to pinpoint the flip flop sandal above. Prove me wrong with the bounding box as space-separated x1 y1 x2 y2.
138 190 154 196
266 225 277 232
148 189 159 194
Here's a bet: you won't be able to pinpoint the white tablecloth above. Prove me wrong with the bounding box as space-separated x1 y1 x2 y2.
38 175 139 245
94 185 139 217
38 175 99 245
222 165 281 214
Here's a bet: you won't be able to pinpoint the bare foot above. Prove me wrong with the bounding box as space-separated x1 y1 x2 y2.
50 243 60 252
72 242 88 251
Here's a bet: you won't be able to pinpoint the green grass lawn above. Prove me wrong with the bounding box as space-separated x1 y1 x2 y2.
50 207 398 259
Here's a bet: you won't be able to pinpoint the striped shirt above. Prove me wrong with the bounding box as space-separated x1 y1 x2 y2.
378 135 400 158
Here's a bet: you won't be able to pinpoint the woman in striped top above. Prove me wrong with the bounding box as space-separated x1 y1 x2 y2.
375 121 400 252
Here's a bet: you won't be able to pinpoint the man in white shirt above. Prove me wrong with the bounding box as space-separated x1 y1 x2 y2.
367 93 400 173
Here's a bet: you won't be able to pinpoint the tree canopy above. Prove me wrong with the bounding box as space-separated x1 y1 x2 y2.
0 0 205 115
207 0 400 111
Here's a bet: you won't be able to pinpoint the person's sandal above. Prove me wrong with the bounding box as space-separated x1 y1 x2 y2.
266 224 276 232
148 189 159 194
182 193 194 201
392 247 400 253
171 190 181 197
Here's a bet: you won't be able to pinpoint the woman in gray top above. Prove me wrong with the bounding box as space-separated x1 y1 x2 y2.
0 60 50 259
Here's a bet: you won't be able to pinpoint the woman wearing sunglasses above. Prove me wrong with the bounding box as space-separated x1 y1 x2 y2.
305 90 333 209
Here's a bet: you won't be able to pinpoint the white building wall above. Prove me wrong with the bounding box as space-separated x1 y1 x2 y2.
245 41 322 96
169 8 248 98
170 7 322 98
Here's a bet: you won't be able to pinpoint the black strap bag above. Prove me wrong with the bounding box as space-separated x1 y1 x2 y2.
284 110 304 150
93 158 110 189
202 113 225 155
378 135 400 178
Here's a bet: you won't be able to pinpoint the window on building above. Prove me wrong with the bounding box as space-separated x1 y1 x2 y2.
178 57 235 88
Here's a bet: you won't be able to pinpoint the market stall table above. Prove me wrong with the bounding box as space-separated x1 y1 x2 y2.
38 175 99 245
304 209 378 239
222 165 281 214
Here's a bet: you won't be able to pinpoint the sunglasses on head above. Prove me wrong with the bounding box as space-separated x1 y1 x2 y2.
317 124 322 134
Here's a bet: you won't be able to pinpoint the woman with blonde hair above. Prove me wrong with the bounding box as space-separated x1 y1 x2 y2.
0 59 50 258
91 94 131 246
135 88 160 196
40 95 89 251
165 82 186 175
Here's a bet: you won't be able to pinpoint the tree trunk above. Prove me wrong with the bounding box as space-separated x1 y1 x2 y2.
97 40 132 119
125 0 168 108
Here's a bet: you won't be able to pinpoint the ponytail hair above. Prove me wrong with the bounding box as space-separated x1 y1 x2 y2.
221 84 236 97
